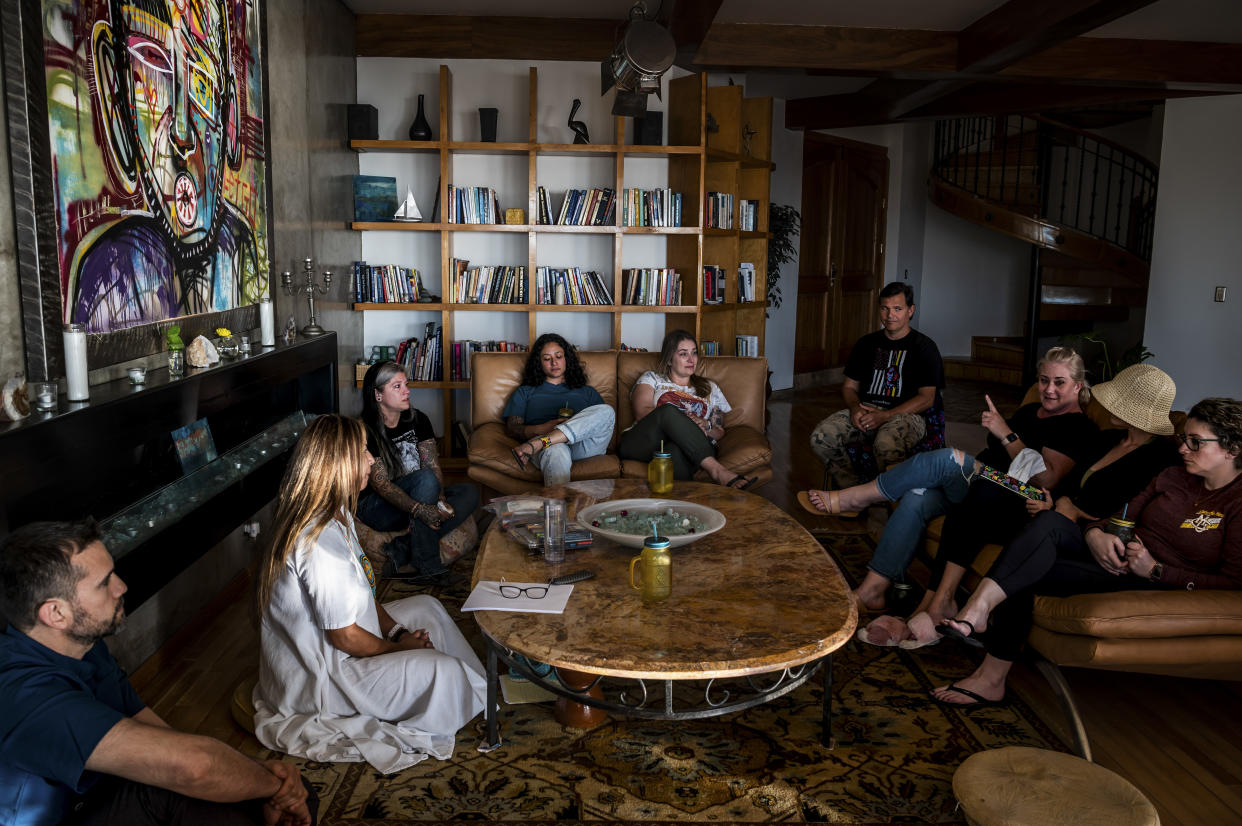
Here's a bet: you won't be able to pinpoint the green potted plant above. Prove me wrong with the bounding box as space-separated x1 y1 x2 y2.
767 203 800 316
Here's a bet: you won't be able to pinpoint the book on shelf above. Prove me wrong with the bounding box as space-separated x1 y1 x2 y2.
737 262 756 302
734 334 760 357
705 192 734 229
395 322 443 381
447 185 502 224
449 339 528 381
700 340 719 356
621 188 682 227
536 186 552 225
739 199 758 231
702 265 726 304
449 258 528 304
534 267 614 305
622 268 681 306
353 261 424 304
553 188 615 226
451 420 471 454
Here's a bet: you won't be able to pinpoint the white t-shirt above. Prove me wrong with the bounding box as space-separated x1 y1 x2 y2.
634 370 731 422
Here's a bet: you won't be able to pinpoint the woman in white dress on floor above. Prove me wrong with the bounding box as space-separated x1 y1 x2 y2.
253 414 487 773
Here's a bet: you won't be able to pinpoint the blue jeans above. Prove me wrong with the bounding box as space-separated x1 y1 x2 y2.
868 448 978 582
534 403 615 485
356 468 478 575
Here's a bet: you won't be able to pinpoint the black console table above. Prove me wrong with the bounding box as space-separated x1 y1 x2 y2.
0 334 338 610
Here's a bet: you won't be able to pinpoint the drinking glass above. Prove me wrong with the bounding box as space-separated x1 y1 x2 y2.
543 500 566 564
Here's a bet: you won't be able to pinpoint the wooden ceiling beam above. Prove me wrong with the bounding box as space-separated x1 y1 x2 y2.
956 0 1158 73
355 15 618 61
666 0 724 70
907 83 1221 120
695 24 1242 88
694 24 957 73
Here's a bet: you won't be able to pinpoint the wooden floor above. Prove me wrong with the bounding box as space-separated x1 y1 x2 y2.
132 380 1242 824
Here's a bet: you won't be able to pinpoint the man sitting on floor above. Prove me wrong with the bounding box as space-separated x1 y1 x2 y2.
807 282 945 507
0 520 316 826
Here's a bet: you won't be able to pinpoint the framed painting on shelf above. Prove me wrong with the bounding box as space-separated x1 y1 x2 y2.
2 0 274 378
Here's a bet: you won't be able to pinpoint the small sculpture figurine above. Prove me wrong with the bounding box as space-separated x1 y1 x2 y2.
284 315 298 344
568 99 589 145
742 122 757 156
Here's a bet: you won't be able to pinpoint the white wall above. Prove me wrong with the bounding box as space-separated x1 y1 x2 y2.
1143 95 1242 406
763 98 803 391
918 206 1029 358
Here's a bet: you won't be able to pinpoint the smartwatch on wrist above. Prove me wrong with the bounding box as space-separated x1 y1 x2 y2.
1149 563 1164 582
1003 432 1019 445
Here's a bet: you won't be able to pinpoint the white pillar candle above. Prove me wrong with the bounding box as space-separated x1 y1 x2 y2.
260 296 275 346
63 324 89 401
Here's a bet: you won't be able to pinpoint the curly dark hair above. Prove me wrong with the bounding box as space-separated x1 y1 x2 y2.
522 333 588 388
1188 398 1242 469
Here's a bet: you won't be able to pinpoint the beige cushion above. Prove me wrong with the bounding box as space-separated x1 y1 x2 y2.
954 746 1158 826
1031 588 1242 638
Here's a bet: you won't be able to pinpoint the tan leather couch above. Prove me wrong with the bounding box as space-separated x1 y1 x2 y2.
467 350 773 495
922 386 1242 756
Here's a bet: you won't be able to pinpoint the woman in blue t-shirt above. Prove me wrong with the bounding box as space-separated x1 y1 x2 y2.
505 333 615 486
357 360 478 580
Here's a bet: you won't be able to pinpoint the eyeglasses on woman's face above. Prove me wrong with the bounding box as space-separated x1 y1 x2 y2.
1176 433 1221 451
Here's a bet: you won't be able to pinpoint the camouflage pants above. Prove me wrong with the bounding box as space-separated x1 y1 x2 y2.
810 409 928 489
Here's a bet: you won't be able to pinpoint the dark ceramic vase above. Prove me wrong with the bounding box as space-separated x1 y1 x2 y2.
479 107 498 142
409 94 432 141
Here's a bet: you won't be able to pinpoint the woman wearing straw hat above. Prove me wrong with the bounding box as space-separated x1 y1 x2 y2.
930 371 1242 708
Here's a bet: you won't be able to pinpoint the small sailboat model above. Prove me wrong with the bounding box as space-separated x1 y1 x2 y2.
393 188 423 222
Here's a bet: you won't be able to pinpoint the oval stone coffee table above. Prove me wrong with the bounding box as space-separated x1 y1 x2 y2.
472 479 858 749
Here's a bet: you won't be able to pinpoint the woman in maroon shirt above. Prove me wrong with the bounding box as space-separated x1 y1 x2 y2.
930 397 1242 708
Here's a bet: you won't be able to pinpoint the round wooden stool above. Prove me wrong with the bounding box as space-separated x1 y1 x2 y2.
231 675 258 734
954 746 1159 826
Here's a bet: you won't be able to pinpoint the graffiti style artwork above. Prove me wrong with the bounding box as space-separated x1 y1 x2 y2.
42 0 269 333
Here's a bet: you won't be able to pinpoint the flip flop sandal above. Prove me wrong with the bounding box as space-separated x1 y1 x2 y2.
511 441 537 470
726 475 758 490
938 618 985 649
930 684 1005 709
796 490 860 518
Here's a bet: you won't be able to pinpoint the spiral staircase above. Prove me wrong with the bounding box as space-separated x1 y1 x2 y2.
929 114 1158 385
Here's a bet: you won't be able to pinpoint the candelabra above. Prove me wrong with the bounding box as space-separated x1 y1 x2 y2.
281 257 332 337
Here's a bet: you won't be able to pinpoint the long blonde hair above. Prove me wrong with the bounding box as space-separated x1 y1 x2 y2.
257 415 369 613
1037 346 1092 409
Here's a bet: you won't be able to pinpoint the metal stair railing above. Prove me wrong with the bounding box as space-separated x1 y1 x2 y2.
932 115 1159 261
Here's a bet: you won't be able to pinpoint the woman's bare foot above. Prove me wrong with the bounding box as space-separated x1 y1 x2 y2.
511 438 544 469
925 594 959 626
853 571 891 612
930 662 1007 706
942 602 989 637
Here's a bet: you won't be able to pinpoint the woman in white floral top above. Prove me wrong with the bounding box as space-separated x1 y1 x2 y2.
619 330 755 488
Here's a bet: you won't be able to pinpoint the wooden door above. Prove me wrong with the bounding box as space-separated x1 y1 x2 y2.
794 134 889 373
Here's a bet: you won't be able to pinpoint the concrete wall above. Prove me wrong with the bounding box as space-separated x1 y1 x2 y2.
0 55 20 380
1143 95 1242 407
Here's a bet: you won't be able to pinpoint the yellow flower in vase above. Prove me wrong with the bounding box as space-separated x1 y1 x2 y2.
215 327 240 358
216 327 233 339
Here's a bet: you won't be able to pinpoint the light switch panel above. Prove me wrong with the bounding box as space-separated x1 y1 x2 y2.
1215 286 1227 302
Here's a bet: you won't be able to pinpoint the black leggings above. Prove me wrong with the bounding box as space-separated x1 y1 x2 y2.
618 404 715 480
979 510 1163 661
929 479 1034 590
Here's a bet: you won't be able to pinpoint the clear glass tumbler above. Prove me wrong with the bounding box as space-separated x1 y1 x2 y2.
543 500 566 564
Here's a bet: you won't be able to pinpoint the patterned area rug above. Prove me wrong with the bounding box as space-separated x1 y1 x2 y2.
270 534 1066 824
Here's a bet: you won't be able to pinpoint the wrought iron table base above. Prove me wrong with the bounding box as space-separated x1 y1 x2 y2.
483 641 834 749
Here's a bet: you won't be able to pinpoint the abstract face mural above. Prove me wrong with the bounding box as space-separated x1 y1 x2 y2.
41 0 268 332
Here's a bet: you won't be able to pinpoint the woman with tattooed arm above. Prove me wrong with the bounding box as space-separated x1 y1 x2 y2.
356 361 478 581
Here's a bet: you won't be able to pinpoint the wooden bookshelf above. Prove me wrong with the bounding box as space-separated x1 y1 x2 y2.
350 66 772 464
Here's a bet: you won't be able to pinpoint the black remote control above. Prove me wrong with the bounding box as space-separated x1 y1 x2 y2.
549 570 595 586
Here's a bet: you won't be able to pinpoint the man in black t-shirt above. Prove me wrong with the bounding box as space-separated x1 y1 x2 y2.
810 282 945 489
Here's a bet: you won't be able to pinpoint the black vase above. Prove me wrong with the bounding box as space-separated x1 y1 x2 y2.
479 107 498 142
409 94 432 141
